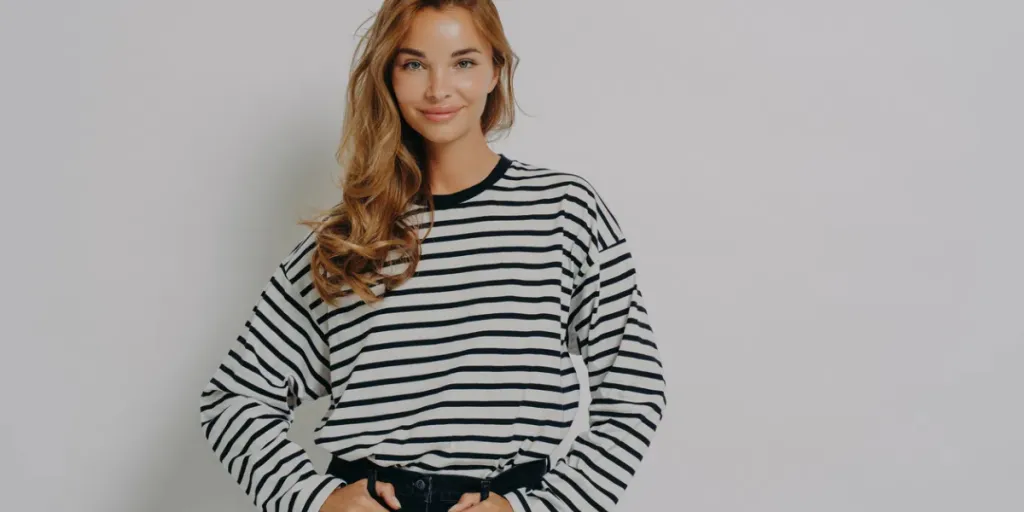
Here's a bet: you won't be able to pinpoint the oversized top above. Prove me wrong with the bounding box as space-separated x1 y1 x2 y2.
199 154 668 512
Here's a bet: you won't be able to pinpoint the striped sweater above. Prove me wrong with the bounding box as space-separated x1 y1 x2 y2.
198 154 668 512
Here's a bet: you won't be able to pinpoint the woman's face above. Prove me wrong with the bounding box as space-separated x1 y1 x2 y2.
391 7 498 147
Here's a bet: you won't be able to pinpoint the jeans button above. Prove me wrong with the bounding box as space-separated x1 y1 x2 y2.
414 479 425 490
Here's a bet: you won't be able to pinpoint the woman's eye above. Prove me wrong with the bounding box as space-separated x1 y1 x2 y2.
401 60 474 71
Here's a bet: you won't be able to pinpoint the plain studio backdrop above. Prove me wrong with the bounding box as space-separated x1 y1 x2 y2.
2 0 1021 510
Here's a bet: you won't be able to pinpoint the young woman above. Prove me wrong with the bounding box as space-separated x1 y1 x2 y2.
199 1 668 511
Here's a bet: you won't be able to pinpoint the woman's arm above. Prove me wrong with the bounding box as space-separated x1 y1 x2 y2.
198 234 346 512
503 185 669 512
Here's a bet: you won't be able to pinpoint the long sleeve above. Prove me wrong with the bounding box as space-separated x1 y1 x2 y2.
502 235 668 512
198 244 346 512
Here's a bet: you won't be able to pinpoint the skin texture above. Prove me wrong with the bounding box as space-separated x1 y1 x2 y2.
320 478 403 511
445 489 511 512
391 6 502 198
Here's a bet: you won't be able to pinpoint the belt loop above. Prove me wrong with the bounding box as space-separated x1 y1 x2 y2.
480 479 490 501
367 468 377 494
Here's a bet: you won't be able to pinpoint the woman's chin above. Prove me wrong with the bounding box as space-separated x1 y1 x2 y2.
415 126 465 145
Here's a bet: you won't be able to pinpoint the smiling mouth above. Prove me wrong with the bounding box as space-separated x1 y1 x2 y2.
421 107 462 122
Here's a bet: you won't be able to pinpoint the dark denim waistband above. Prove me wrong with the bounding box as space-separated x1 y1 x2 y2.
326 455 549 508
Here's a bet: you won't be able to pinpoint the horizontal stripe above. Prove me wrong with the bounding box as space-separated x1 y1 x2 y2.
199 157 667 512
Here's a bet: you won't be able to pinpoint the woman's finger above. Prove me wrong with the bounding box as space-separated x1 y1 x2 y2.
447 491 481 512
375 480 403 510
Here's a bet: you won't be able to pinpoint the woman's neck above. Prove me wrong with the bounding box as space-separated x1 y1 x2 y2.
424 140 500 196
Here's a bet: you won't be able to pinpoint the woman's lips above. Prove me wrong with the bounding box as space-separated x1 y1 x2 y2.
421 107 462 122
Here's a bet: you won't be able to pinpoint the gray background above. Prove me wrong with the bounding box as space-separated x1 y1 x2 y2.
2 0 1021 510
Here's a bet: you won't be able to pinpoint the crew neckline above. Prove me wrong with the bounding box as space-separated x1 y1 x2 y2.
417 153 512 210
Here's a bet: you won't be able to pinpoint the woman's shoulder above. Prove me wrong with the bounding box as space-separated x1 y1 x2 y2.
504 155 608 208
280 228 320 278
506 155 625 251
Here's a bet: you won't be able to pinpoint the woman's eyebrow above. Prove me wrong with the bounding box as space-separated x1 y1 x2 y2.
395 47 481 58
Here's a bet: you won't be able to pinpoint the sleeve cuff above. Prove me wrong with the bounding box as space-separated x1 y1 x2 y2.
501 487 532 512
301 474 347 512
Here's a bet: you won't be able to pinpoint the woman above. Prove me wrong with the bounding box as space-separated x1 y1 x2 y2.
198 1 668 511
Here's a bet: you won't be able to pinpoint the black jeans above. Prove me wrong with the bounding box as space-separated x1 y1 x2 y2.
326 456 548 512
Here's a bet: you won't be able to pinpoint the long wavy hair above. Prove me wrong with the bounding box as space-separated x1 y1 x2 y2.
299 0 520 307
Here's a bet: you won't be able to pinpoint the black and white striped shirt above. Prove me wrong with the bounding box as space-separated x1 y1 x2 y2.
199 154 668 512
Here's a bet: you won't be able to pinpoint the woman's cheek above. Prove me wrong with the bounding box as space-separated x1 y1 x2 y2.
454 74 487 97
391 81 416 105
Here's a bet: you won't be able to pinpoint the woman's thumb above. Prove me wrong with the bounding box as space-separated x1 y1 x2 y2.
375 481 403 509
447 492 481 512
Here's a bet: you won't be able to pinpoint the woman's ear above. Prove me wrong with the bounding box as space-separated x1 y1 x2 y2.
489 67 499 94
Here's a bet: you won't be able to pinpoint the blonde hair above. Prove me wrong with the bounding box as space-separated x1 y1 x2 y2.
300 0 520 306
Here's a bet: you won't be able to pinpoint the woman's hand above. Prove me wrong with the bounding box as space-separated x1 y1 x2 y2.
320 477 403 511
447 491 513 512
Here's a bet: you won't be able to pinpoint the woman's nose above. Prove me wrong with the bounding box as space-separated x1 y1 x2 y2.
427 68 453 99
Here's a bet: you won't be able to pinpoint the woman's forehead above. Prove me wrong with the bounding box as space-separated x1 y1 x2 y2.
400 7 486 51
